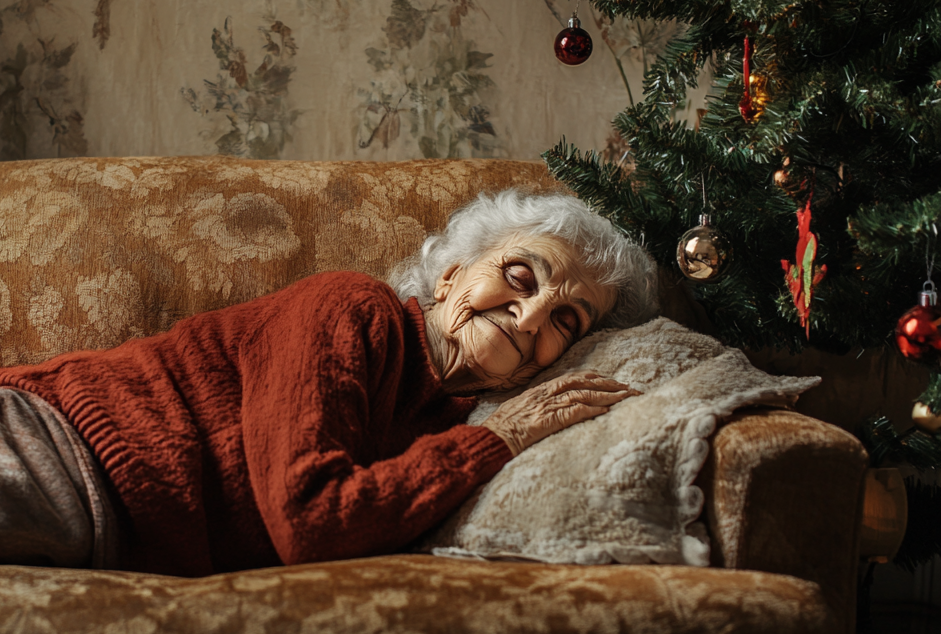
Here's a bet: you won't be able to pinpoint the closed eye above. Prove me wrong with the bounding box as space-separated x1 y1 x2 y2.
504 264 536 295
553 306 580 338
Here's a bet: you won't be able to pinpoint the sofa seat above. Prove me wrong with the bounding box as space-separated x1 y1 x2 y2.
1 554 835 634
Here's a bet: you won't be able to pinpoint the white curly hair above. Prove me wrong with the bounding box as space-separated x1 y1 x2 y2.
388 189 660 330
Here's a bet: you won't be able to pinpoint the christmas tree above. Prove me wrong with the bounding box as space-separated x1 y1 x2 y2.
543 0 941 572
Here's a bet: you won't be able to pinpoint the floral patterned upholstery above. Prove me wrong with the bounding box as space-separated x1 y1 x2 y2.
0 156 564 364
1 555 835 634
0 156 867 634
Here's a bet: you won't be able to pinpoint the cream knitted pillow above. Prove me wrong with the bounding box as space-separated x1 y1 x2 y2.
421 318 820 566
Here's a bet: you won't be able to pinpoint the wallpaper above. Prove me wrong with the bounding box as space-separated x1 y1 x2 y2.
0 0 708 162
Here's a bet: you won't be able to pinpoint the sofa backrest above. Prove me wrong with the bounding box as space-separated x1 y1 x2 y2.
0 156 564 365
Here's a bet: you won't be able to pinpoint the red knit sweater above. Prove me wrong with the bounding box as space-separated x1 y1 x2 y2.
0 272 512 576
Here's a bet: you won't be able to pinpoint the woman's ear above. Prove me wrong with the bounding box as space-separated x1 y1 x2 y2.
433 263 462 302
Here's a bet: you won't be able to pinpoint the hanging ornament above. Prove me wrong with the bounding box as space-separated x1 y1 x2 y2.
676 214 732 282
895 281 941 362
911 401 941 435
781 187 827 338
554 2 592 66
739 36 761 123
773 157 791 188
773 157 805 198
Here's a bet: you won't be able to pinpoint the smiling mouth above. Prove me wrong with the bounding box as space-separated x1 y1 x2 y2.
482 315 522 356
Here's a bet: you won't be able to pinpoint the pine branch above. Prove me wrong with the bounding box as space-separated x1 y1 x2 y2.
541 138 647 237
851 193 941 267
918 371 941 414
858 416 941 470
590 0 722 23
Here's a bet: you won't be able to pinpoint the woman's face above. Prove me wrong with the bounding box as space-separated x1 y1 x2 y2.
430 234 615 392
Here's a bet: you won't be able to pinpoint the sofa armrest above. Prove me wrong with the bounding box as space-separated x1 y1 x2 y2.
699 408 868 634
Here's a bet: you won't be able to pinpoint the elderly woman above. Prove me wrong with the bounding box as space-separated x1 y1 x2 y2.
0 190 658 577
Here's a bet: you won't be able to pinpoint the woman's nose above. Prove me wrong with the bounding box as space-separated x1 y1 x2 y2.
514 297 552 334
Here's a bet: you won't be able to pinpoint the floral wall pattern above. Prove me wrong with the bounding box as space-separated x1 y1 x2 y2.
356 0 499 158
181 16 300 159
0 0 708 162
0 0 88 160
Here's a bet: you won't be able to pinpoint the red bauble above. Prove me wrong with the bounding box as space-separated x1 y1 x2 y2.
554 15 592 66
739 95 759 123
896 288 941 361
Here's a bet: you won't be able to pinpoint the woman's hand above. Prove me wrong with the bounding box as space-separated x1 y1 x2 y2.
481 371 640 456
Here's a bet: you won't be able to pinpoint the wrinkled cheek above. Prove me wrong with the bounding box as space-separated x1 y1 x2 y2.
447 307 475 335
463 328 520 379
534 341 567 370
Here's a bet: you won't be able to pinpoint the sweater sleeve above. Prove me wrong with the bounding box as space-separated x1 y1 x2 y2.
239 273 512 565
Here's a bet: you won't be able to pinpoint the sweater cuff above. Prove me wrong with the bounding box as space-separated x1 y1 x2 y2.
454 424 514 480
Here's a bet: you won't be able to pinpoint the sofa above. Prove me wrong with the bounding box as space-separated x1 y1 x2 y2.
0 156 869 634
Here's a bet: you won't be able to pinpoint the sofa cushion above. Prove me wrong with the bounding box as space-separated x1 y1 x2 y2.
0 554 837 634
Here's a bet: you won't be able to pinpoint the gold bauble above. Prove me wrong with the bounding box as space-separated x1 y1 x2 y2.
773 157 796 193
911 401 941 434
676 215 732 282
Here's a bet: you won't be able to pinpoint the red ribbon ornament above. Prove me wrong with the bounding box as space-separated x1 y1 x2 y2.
781 188 827 338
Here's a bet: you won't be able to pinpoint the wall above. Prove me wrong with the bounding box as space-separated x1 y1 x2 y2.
0 0 707 162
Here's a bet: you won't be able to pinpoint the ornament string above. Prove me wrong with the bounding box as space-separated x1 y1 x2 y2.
742 36 752 103
922 234 937 330
926 223 937 286
699 172 712 223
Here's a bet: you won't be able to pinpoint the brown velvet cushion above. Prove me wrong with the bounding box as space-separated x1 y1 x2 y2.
0 554 836 634
701 409 868 634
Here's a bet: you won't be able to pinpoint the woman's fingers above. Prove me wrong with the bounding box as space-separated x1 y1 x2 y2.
556 403 611 426
544 372 632 395
482 372 642 456
550 388 637 428
557 387 637 404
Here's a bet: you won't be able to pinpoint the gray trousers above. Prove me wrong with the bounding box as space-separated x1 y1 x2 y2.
0 388 119 569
